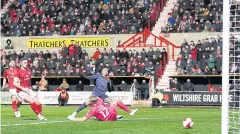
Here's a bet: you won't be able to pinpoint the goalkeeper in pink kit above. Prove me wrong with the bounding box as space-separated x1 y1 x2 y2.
71 96 122 121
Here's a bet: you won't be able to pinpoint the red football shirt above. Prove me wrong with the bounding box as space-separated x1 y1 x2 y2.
85 98 117 121
17 68 32 89
3 68 19 89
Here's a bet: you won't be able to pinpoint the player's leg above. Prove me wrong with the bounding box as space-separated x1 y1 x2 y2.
105 97 138 115
106 100 123 120
68 100 90 120
73 91 105 114
29 90 43 114
18 91 46 120
68 92 106 119
11 95 19 117
9 89 22 117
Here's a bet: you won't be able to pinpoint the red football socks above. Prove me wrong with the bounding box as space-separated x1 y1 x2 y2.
37 104 42 114
117 101 130 113
30 103 41 115
12 100 17 112
17 101 22 108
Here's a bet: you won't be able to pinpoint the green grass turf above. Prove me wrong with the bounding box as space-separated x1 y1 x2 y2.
1 105 221 134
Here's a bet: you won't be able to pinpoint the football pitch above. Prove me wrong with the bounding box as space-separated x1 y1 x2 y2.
1 105 221 134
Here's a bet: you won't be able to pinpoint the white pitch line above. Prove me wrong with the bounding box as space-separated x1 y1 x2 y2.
1 117 220 127
1 120 71 127
0 117 172 127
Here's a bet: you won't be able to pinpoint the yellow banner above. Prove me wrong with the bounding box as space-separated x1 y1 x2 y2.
27 37 110 48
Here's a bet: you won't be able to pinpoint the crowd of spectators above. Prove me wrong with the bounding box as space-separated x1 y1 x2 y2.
1 45 168 79
1 0 161 36
163 0 223 33
175 35 223 75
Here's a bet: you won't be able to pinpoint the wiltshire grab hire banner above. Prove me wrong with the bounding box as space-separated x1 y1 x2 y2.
162 91 222 105
27 37 110 48
1 91 133 105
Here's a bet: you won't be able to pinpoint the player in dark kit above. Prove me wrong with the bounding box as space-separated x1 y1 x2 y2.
2 60 22 117
13 59 47 120
68 68 138 120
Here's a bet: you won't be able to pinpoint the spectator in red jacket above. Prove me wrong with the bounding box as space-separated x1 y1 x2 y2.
191 45 197 63
92 48 101 60
69 40 75 58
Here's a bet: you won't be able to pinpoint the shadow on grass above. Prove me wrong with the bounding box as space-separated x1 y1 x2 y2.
22 118 38 120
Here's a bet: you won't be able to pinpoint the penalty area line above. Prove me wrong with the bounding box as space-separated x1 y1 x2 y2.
0 117 182 127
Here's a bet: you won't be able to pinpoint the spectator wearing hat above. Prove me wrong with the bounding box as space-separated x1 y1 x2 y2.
59 79 70 91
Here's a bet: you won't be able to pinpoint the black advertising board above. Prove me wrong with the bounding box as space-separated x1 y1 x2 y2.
162 92 222 105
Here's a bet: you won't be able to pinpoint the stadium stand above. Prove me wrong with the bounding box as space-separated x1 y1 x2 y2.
0 47 168 79
163 0 223 33
1 0 162 36
175 36 223 75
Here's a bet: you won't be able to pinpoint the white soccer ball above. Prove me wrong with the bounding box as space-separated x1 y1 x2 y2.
183 118 194 129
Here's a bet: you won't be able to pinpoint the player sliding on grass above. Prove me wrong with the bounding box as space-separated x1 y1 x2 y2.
70 96 123 121
13 59 47 120
2 60 22 118
68 68 138 119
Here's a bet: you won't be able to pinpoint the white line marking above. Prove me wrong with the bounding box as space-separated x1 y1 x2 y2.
1 117 220 127
1 118 169 127
1 120 71 127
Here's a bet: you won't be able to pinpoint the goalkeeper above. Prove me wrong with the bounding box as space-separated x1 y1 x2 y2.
68 68 138 120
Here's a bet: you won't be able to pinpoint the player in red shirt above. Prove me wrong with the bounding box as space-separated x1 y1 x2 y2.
2 60 22 118
70 96 120 121
13 59 47 120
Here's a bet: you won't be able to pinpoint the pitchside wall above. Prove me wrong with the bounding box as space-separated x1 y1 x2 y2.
1 32 221 59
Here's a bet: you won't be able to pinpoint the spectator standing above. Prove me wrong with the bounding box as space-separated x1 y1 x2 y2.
199 55 207 72
62 43 69 58
207 54 216 71
139 80 149 100
69 40 75 58
175 54 185 70
215 54 222 74
74 43 82 59
131 79 140 99
191 45 197 63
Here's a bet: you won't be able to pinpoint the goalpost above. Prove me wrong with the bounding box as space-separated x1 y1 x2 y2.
222 0 240 134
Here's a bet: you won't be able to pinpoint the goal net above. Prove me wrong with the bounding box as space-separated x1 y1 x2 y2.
222 0 240 134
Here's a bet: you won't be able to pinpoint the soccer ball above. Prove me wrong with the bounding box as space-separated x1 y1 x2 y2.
183 118 194 129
